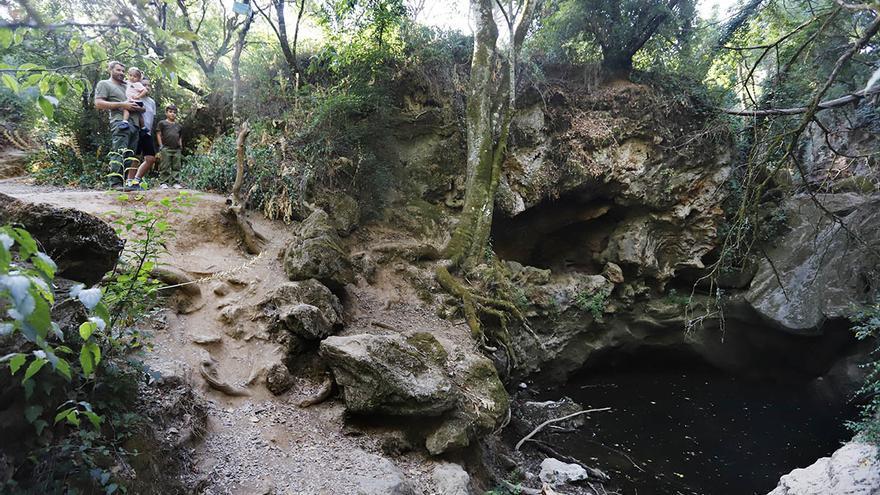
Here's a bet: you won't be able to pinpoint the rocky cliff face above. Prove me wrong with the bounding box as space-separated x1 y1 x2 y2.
371 74 878 389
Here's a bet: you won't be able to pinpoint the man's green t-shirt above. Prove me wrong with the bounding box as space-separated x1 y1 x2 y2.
157 120 182 149
94 79 138 126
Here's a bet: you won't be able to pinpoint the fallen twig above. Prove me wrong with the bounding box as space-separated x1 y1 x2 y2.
515 407 611 451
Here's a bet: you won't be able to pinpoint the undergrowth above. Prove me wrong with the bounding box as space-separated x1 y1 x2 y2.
0 192 193 493
847 300 880 445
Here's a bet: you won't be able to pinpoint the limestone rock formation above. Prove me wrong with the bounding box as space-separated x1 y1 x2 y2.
0 192 123 285
317 192 360 236
492 84 731 283
259 279 343 358
767 441 880 495
320 332 456 416
320 332 509 455
283 209 354 290
746 194 880 333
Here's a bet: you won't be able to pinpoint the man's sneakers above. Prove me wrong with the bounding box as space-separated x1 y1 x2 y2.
172 183 183 189
117 121 130 130
123 178 145 191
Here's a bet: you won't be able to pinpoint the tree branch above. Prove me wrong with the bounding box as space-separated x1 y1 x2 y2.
724 85 880 115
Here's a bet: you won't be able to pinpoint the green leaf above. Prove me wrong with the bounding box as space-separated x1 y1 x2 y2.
83 411 102 429
23 379 34 399
0 29 12 50
66 410 80 427
9 353 26 374
55 357 71 380
24 405 42 423
68 37 81 52
11 228 37 259
25 290 52 339
37 95 54 120
88 342 101 366
172 30 199 41
54 78 69 99
2 74 19 93
54 407 73 424
23 358 47 382
94 303 111 330
12 29 25 45
38 77 49 95
0 241 10 274
34 419 48 435
79 321 96 341
79 346 94 375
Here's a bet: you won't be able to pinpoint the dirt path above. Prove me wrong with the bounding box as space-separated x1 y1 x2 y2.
0 177 469 494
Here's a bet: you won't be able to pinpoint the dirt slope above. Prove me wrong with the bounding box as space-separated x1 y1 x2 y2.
0 177 473 495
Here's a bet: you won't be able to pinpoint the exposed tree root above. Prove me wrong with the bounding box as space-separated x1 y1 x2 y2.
225 119 267 255
223 204 266 255
298 375 335 408
199 360 251 397
435 264 543 371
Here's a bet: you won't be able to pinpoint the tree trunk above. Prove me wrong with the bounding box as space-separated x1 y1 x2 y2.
446 0 537 269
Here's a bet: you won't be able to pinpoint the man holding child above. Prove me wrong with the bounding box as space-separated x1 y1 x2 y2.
94 61 143 188
94 60 183 190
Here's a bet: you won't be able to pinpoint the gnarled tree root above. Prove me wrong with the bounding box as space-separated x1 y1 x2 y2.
435 265 543 369
223 204 266 255
298 376 335 408
199 360 251 397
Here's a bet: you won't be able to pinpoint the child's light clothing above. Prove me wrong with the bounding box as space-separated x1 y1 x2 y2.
126 81 146 103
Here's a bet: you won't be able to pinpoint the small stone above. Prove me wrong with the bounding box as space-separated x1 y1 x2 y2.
432 463 470 495
193 334 222 345
212 282 231 296
518 382 528 389
250 416 259 423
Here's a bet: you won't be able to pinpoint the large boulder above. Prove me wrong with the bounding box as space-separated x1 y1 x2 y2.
320 332 456 416
283 209 354 290
259 279 343 341
746 194 880 333
767 441 880 495
320 332 509 455
0 193 123 285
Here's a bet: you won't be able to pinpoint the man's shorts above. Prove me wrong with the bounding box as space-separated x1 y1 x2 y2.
137 129 156 157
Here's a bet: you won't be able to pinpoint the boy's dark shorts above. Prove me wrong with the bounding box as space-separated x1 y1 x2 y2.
137 129 156 157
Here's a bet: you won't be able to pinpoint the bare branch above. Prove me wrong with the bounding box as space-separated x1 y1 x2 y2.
724 86 880 115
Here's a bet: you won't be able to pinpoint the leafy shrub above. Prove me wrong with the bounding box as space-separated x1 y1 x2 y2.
0 193 192 492
847 300 880 445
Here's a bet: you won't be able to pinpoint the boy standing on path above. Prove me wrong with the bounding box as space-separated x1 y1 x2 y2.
156 104 183 187
94 61 144 187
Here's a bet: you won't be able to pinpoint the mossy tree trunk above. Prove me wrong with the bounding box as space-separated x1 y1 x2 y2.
446 0 538 270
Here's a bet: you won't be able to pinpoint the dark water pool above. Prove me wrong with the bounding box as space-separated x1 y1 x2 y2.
535 360 857 495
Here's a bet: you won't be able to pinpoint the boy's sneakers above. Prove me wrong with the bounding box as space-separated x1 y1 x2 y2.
172 183 183 189
159 183 169 189
117 121 130 130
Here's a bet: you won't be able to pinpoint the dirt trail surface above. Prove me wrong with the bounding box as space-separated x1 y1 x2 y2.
0 177 472 495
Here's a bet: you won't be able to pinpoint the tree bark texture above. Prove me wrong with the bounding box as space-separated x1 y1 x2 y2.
446 0 537 269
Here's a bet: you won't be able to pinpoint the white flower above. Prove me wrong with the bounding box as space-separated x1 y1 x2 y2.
33 350 46 359
88 316 106 332
77 288 102 310
0 233 12 250
69 283 84 298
